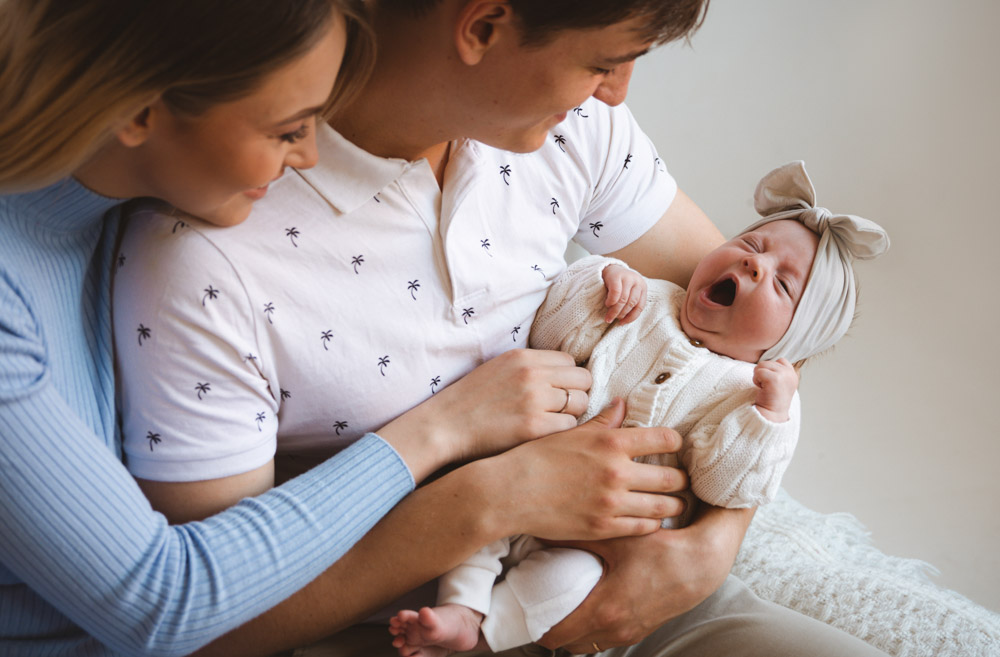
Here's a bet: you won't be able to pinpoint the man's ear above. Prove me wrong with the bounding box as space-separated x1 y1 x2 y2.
454 0 514 65
115 101 160 148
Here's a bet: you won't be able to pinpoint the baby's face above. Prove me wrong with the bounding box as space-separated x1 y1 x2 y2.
679 219 819 362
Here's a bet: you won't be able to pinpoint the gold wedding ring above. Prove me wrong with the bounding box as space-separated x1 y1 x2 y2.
558 388 571 413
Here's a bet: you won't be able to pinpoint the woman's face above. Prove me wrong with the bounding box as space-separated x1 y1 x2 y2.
138 12 347 226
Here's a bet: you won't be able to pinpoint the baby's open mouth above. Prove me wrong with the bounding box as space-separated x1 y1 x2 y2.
707 277 736 306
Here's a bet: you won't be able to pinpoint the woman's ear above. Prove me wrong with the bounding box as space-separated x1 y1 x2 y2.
454 0 514 65
115 101 160 148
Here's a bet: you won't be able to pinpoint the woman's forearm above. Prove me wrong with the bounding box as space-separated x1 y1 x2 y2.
193 460 504 656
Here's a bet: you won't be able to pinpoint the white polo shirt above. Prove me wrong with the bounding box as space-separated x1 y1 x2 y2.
114 98 677 482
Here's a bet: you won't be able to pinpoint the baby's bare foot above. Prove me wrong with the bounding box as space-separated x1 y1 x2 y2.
389 604 483 657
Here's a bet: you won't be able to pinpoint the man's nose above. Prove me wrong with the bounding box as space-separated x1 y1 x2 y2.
592 61 635 107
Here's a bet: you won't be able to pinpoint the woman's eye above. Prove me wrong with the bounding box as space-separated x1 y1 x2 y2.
279 125 309 144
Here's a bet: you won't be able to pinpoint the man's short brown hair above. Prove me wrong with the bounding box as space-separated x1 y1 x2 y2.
381 0 710 46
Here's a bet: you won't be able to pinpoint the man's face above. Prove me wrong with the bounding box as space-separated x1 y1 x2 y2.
458 15 653 152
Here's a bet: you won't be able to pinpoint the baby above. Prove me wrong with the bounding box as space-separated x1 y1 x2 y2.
389 161 890 656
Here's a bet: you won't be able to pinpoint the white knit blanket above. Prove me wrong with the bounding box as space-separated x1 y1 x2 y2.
734 490 1000 656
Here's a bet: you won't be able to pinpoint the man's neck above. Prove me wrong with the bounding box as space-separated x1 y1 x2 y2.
328 4 458 187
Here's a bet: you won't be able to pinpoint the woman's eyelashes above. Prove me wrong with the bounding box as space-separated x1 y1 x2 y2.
278 123 309 144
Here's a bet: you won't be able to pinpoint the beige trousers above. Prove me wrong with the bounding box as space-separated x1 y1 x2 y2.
288 575 887 657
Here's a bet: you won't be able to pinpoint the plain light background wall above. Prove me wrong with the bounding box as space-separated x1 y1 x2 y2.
624 0 1000 611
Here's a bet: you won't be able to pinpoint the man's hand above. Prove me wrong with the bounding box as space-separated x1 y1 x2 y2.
538 505 754 653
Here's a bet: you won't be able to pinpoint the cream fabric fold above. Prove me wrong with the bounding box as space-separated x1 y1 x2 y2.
741 161 889 363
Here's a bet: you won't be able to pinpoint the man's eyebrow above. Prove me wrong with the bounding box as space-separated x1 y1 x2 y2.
598 48 651 66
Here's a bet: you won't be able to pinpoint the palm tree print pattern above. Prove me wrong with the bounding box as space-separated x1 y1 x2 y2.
146 431 161 451
172 220 187 234
285 227 300 247
511 325 521 342
378 355 390 376
333 420 348 436
280 388 291 401
117 254 126 269
202 285 219 306
499 165 511 186
351 255 364 274
655 157 666 172
430 376 441 394
408 280 420 300
573 107 589 118
623 153 633 170
255 412 266 431
195 382 211 400
550 198 560 214
589 221 603 237
554 135 567 152
481 239 493 257
321 330 333 350
531 265 544 278
462 308 475 324
137 324 151 346
263 302 275 324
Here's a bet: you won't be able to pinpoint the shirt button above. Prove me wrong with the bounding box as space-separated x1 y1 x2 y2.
654 372 671 384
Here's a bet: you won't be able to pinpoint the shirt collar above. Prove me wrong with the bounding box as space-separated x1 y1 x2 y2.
297 123 411 214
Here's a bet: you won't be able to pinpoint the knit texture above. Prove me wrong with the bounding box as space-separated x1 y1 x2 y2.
531 255 799 518
736 489 1000 657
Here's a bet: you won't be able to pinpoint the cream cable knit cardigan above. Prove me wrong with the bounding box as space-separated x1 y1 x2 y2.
530 255 799 524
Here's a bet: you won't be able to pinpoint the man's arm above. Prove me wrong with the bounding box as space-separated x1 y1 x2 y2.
540 505 755 653
606 188 724 288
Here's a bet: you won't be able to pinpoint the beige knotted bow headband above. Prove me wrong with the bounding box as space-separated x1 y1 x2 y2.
742 161 890 363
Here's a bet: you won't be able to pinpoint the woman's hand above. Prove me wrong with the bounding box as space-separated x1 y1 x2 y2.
379 349 592 481
470 398 689 541
538 505 754 653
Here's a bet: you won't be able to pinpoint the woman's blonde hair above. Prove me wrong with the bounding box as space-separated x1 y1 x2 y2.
0 0 374 193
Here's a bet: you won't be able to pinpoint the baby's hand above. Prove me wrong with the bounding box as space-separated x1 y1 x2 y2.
752 358 798 422
601 264 647 324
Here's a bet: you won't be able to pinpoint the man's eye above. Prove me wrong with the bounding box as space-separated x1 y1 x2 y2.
592 66 613 75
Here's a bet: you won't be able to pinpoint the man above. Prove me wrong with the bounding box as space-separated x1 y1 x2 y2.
197 3 885 655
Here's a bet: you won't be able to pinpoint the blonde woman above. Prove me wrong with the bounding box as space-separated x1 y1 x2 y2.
0 2 680 655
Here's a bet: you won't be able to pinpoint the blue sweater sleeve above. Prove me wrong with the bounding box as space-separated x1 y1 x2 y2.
0 383 413 656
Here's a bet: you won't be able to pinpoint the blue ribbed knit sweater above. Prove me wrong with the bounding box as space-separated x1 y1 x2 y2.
0 179 414 656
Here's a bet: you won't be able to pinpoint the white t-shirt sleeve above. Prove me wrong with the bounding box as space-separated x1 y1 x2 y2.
569 100 678 255
115 208 278 482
